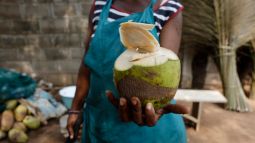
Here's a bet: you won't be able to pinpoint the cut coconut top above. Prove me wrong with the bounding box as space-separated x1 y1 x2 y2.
119 21 160 53
114 47 179 71
116 21 179 71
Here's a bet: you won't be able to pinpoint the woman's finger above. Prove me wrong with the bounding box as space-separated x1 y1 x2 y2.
78 127 82 140
131 97 143 125
144 103 156 126
67 124 74 139
160 104 188 115
119 97 130 122
105 90 119 108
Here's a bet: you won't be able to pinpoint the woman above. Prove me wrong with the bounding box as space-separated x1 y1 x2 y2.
67 0 187 142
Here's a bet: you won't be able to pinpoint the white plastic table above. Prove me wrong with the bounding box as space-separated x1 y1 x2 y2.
174 89 227 131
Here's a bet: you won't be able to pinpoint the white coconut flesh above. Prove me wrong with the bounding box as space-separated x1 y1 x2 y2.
114 47 179 71
116 21 179 71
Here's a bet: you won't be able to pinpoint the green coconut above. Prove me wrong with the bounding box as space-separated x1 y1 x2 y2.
14 105 28 122
5 100 18 110
1 110 14 131
114 22 181 109
8 128 28 143
23 116 40 130
13 122 27 132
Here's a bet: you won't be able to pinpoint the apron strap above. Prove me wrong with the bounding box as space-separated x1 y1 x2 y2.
150 0 157 6
97 0 113 26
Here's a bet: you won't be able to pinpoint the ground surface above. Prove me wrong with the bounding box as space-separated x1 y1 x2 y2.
186 100 255 143
1 101 255 143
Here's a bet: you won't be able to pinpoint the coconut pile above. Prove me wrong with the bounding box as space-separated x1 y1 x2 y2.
114 22 181 109
0 100 41 143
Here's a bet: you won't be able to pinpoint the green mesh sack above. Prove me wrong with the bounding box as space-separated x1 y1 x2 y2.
0 68 36 104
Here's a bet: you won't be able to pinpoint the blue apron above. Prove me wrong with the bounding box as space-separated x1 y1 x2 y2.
83 0 187 142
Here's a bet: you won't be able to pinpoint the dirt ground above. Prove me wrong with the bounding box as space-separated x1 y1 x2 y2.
186 100 255 143
1 100 255 143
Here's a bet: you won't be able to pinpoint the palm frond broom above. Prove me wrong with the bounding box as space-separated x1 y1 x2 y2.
181 0 255 111
214 0 255 111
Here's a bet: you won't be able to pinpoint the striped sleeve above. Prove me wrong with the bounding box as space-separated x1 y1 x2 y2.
91 0 107 36
90 0 184 36
91 0 107 25
154 0 184 33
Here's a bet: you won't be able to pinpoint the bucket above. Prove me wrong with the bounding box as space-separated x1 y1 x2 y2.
59 86 76 109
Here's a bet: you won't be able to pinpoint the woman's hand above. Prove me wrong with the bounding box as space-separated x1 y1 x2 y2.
67 114 79 139
106 91 188 126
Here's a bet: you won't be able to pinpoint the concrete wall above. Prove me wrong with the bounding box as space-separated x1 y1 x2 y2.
0 0 93 85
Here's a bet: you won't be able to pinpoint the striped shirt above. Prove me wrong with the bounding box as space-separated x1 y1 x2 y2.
91 0 183 37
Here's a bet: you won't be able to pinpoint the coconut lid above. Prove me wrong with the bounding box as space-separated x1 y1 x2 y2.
119 21 160 53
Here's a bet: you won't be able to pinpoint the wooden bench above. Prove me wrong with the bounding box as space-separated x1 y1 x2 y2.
174 89 227 131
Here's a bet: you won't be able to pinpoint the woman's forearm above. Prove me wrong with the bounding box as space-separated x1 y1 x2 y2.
70 63 90 111
160 12 183 54
69 0 94 111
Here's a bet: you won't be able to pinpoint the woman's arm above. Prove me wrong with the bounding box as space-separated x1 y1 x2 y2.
160 12 183 54
70 2 94 111
70 62 90 111
67 4 94 139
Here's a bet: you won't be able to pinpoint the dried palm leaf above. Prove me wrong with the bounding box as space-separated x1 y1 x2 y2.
181 0 255 111
251 39 255 100
214 0 255 111
181 0 218 50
